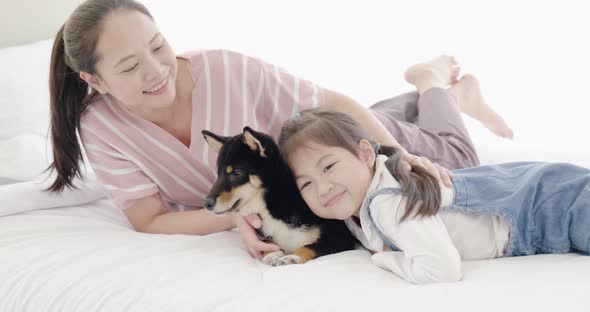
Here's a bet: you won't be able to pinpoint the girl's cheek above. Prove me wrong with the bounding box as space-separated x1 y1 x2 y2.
309 206 326 218
302 194 312 208
302 195 319 214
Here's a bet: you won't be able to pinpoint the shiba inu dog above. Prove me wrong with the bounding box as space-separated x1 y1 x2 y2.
202 127 358 266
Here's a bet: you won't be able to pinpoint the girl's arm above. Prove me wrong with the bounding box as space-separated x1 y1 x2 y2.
369 194 462 284
123 193 235 235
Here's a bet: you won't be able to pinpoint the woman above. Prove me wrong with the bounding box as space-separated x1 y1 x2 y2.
47 0 511 259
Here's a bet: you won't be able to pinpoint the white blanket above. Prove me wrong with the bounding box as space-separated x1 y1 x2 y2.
1 199 589 312
1 117 589 312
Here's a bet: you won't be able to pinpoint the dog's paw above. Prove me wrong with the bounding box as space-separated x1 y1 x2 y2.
261 251 301 266
262 250 285 266
275 254 301 266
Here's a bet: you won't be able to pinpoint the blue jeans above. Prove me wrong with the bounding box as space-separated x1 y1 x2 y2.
449 162 590 256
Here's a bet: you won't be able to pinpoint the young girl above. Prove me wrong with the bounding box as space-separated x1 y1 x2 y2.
47 0 511 259
278 108 590 284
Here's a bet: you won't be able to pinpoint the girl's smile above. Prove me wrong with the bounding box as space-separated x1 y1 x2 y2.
324 191 345 207
288 140 376 220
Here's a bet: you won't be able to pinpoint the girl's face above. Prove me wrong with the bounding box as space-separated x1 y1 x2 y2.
81 10 178 114
288 140 376 220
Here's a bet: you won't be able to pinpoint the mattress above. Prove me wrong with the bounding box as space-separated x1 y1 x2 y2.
1 198 589 312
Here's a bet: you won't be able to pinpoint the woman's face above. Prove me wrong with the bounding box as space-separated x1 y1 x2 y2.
82 9 178 114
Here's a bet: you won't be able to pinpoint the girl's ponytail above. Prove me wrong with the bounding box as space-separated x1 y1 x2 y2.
46 25 95 192
377 145 442 222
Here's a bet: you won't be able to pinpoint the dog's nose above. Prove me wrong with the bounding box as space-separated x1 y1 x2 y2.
203 197 216 210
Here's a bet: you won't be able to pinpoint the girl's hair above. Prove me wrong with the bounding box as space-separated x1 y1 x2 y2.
47 0 153 192
278 108 441 222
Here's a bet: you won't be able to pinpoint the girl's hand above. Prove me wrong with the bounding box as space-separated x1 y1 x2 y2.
232 213 279 259
400 152 454 188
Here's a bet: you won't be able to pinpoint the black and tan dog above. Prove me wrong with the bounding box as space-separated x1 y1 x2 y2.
202 127 358 266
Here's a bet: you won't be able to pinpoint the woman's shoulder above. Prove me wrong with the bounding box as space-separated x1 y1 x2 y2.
178 49 266 73
79 94 125 139
178 48 251 60
80 94 107 127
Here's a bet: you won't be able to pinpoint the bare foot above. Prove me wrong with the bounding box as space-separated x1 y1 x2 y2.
404 55 461 94
450 75 514 139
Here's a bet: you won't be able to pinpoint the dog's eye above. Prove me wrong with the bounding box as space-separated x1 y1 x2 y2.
231 169 242 176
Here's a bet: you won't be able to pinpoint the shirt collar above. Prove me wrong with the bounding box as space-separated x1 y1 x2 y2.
345 154 393 251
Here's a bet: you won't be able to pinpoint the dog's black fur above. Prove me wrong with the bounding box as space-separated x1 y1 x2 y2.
202 127 358 266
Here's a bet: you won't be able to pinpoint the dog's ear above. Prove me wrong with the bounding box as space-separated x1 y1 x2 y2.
243 127 267 158
202 130 229 153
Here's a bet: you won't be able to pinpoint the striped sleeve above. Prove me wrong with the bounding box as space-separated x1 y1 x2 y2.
248 53 325 138
80 119 159 210
196 50 325 140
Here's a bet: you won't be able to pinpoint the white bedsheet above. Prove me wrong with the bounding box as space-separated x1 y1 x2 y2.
0 198 589 312
0 122 589 312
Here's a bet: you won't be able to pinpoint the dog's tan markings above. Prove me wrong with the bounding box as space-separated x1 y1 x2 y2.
243 131 267 158
226 165 233 174
294 247 317 264
249 175 263 188
233 184 267 217
218 190 236 205
214 179 266 215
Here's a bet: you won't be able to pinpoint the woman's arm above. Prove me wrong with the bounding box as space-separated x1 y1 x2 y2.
320 88 453 186
123 193 280 257
123 193 234 235
321 89 405 151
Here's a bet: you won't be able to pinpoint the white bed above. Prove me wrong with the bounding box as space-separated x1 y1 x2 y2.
1 1 589 311
0 199 588 312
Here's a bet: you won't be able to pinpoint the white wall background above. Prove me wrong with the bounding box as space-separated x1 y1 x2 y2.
145 0 590 163
0 0 83 48
2 0 589 165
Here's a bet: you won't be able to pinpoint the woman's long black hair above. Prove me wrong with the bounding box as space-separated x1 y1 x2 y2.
47 0 153 192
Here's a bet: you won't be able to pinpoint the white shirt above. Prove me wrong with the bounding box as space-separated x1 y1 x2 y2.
344 155 510 284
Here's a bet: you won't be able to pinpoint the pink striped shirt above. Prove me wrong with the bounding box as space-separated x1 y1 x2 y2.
80 49 324 210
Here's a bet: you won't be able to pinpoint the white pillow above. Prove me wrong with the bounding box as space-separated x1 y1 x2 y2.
0 39 54 181
0 134 52 181
0 39 54 139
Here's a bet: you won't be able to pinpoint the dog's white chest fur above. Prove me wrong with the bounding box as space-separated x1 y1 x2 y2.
258 210 321 254
238 194 320 254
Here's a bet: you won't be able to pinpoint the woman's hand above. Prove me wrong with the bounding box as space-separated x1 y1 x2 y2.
400 152 454 187
232 213 279 259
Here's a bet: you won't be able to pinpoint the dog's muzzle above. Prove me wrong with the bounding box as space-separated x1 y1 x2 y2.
203 197 216 210
203 197 242 215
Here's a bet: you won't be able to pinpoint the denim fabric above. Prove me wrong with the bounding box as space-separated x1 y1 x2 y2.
449 162 590 256
364 162 590 257
365 187 404 252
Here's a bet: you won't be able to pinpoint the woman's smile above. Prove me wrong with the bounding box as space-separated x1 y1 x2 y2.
142 77 169 95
